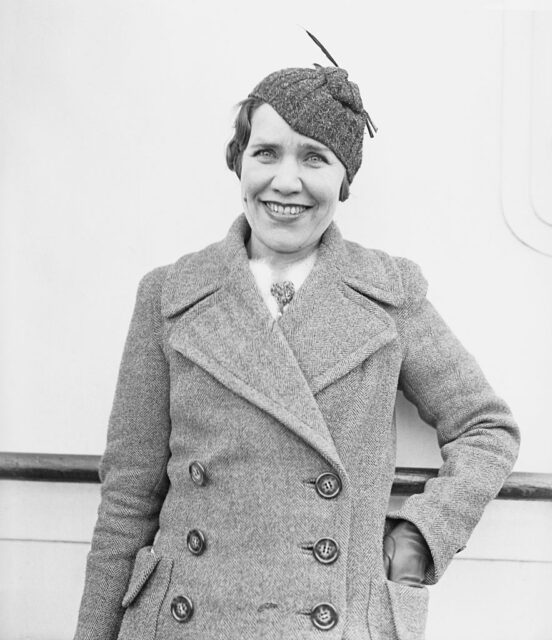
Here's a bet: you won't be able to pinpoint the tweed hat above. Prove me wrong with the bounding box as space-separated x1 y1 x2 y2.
248 66 376 183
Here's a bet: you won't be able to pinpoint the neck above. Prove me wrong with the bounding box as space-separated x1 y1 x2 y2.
247 238 319 271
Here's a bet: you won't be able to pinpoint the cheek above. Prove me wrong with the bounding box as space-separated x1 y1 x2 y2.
310 169 345 206
240 163 269 198
313 182 341 208
240 178 256 204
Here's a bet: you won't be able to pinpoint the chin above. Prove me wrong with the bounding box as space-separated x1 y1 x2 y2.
270 241 304 255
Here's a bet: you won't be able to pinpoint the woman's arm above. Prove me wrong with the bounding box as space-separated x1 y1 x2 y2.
74 266 171 640
389 258 520 585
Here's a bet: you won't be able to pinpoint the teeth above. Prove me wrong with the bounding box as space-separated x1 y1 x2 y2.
265 202 308 215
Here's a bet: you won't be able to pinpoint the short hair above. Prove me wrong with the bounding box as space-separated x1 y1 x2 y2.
225 97 350 202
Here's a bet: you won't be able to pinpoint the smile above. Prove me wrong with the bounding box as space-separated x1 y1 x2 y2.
263 201 311 216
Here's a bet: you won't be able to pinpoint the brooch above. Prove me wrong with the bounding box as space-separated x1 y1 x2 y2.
270 281 295 316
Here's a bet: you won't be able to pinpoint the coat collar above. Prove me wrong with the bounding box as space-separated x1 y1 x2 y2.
161 214 403 476
161 213 406 318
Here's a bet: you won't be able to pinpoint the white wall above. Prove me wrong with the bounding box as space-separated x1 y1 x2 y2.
1 1 551 468
1 1 551 639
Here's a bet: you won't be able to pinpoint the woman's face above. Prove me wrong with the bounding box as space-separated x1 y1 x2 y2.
240 103 346 262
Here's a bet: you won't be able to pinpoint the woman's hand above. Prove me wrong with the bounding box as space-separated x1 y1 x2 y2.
383 520 431 587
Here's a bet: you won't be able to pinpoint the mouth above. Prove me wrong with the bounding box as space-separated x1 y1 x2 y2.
262 201 313 216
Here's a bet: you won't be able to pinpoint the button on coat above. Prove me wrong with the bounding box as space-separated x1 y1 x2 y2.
170 596 193 623
315 472 342 499
189 461 207 486
187 529 206 556
310 603 339 630
313 537 339 564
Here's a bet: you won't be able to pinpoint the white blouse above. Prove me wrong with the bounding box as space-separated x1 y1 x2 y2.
248 250 318 320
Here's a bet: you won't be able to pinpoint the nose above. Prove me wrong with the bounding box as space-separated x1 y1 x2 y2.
271 157 302 194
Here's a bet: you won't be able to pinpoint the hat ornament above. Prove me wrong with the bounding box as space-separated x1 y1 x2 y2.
306 30 377 138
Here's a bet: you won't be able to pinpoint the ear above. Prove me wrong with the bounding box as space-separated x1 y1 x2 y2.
339 177 350 202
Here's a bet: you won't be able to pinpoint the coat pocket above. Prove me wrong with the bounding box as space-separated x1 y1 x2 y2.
117 546 174 640
122 546 161 608
367 577 429 640
386 580 428 640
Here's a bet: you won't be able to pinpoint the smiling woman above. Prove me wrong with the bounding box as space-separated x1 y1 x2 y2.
239 103 346 261
73 62 519 640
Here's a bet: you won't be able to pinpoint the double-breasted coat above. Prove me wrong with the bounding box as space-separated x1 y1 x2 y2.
74 214 519 640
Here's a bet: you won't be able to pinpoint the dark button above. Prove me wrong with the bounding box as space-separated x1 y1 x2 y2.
315 472 342 499
310 603 338 631
313 537 339 564
187 529 206 555
189 461 207 486
171 595 194 623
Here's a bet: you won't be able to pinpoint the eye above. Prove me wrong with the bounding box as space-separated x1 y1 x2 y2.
253 148 277 161
305 152 328 165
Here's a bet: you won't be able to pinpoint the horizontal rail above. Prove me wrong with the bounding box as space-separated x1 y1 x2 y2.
0 452 101 483
391 467 552 501
0 452 550 500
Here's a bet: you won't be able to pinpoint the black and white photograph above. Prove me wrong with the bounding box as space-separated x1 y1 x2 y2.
0 1 551 639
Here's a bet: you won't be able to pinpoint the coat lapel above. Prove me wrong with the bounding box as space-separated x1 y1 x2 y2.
161 216 345 472
278 222 404 395
161 215 405 473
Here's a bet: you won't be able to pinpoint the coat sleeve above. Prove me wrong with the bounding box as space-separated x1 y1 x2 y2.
388 257 520 585
74 266 171 640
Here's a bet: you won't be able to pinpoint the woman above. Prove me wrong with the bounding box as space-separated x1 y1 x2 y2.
74 64 519 640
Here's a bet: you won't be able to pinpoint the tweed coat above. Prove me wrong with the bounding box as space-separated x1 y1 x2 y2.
74 214 519 640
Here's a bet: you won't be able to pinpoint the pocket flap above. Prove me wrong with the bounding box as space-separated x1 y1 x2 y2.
122 546 161 608
386 580 429 640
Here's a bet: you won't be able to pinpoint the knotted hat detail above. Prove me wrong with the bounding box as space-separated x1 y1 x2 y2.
320 67 364 115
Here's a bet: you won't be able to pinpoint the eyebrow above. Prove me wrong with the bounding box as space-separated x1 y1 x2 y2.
299 142 330 153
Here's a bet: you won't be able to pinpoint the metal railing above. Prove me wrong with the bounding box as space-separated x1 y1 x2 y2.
1 452 550 500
